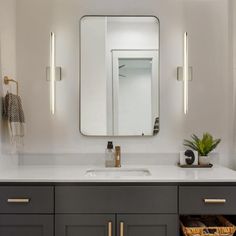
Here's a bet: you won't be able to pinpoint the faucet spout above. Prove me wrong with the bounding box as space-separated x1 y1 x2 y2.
115 146 121 167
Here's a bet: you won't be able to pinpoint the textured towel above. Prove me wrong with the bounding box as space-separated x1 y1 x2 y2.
153 117 159 135
2 92 25 145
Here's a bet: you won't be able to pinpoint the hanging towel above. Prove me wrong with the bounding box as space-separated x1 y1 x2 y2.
153 117 159 135
2 92 25 145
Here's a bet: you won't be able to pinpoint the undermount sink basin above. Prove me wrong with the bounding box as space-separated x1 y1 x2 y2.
85 168 151 177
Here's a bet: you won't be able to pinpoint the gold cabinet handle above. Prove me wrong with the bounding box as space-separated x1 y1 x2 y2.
120 222 124 236
108 221 112 236
7 198 30 203
204 199 226 204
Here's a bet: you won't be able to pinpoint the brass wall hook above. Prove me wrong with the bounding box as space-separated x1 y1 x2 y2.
3 76 19 95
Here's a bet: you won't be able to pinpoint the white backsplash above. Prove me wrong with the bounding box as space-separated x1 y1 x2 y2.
18 153 220 166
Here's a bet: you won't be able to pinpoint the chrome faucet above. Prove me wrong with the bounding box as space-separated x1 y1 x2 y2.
115 146 121 167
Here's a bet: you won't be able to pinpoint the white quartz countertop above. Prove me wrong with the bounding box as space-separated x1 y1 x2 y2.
0 165 236 182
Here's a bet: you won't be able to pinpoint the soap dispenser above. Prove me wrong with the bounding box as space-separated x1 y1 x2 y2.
105 141 115 167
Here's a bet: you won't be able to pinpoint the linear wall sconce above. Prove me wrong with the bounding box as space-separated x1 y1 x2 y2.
46 32 62 115
177 32 193 115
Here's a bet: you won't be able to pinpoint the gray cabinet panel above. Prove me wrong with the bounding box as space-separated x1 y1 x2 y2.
117 214 178 236
0 186 54 213
55 214 115 236
55 186 177 213
0 215 53 236
179 186 236 214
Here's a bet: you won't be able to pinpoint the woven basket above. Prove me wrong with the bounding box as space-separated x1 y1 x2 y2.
180 216 236 236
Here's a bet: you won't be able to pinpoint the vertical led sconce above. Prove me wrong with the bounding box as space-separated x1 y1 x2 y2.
50 32 56 114
46 32 62 115
177 32 192 115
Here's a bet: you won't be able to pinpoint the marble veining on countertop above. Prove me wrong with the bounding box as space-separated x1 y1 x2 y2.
0 165 235 182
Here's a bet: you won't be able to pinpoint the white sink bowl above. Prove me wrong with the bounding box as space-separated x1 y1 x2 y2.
85 168 151 177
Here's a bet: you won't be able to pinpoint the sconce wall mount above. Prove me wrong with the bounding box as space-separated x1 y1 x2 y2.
177 67 193 81
46 67 62 81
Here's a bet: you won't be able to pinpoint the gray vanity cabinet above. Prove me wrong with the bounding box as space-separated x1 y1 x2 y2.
55 214 116 236
2 184 235 236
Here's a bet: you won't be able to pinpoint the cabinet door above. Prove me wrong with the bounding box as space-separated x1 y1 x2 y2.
0 215 53 236
117 214 178 236
55 214 115 236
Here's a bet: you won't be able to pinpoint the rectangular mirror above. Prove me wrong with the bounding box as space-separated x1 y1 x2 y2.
80 16 160 136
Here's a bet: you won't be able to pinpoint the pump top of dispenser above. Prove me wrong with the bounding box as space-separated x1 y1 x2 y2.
107 141 113 149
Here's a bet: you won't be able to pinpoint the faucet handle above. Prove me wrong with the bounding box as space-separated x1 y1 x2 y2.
115 146 121 153
115 146 121 167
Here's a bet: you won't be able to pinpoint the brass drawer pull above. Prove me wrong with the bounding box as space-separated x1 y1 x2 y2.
108 221 112 236
7 198 30 203
120 222 124 236
204 199 226 204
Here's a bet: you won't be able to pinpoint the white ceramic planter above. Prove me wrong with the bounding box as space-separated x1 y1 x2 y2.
199 155 211 165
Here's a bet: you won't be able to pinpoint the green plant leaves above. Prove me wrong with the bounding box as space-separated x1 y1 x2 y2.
183 132 221 156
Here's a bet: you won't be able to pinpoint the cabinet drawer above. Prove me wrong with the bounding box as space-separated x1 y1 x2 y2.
0 186 54 213
179 186 236 214
55 186 177 213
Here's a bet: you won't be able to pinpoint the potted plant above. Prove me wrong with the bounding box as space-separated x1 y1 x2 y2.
183 133 221 165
